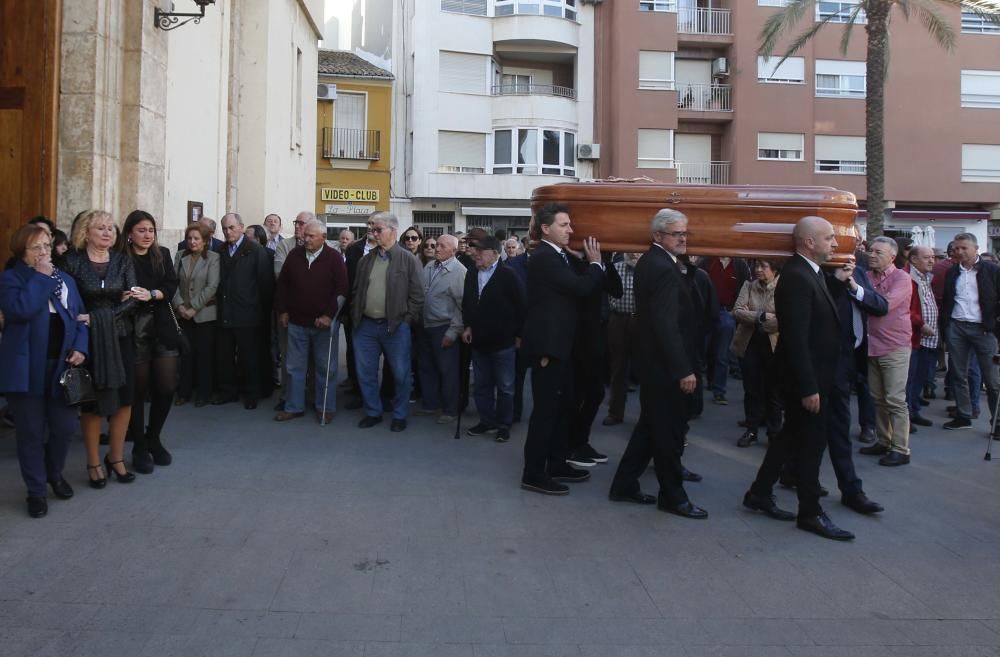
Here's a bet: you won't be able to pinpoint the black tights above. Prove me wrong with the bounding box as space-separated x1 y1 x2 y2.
129 355 178 451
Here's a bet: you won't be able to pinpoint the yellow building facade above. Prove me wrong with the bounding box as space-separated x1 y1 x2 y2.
315 51 393 239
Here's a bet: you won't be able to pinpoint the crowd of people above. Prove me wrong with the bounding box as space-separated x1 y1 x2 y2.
1 207 997 539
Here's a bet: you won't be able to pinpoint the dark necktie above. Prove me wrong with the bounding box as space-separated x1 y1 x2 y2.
560 251 569 266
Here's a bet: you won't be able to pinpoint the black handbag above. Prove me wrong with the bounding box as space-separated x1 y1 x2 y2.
59 367 96 407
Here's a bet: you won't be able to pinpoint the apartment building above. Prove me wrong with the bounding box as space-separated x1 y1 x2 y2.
315 51 393 239
344 0 597 237
595 0 1000 249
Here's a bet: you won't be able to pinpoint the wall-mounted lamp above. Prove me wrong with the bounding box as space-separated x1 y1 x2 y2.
154 0 217 31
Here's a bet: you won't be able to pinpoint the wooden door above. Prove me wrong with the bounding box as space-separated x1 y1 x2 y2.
0 0 61 251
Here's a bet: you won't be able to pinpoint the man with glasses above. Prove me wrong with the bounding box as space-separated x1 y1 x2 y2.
609 210 707 518
350 212 424 431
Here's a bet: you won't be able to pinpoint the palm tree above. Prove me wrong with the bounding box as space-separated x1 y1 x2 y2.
759 1 1000 238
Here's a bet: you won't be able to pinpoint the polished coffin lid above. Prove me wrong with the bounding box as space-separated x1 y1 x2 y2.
531 182 859 265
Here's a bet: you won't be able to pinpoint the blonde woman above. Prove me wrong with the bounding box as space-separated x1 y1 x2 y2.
63 210 140 486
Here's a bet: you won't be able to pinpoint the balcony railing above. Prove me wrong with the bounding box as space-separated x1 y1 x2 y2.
323 128 381 160
491 83 577 99
677 7 731 35
677 83 732 112
675 161 730 185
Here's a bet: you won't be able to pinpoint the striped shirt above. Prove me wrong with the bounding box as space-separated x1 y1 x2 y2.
911 268 939 349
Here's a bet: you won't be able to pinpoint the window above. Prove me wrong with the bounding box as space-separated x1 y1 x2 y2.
291 46 303 149
440 51 489 94
815 59 866 98
758 132 804 161
961 70 1000 108
962 9 1000 34
817 1 866 24
441 0 487 15
962 144 1000 182
815 135 865 174
501 73 531 94
640 0 676 11
335 92 366 132
639 51 675 90
637 129 673 168
438 131 487 173
757 56 805 84
492 128 576 176
495 0 577 19
758 0 791 5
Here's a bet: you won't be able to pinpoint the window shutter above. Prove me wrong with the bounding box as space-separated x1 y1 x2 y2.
637 129 673 168
438 131 486 170
815 59 866 76
815 135 865 161
961 70 1000 108
639 51 674 88
334 92 366 131
440 51 488 94
758 132 804 151
757 56 805 82
962 144 1000 182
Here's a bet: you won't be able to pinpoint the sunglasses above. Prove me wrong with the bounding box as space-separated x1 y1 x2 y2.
425 243 437 248
404 235 420 241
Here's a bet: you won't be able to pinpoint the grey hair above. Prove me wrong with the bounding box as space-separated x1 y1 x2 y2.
295 211 316 223
954 232 978 246
222 212 243 227
651 208 687 234
200 217 217 232
339 228 355 238
438 234 458 249
371 211 399 231
869 236 898 255
302 218 326 233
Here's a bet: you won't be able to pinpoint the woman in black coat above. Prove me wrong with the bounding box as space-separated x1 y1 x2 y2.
63 210 140 487
121 210 180 474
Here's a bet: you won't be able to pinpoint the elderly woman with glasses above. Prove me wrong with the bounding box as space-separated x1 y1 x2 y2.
421 237 437 266
0 224 89 517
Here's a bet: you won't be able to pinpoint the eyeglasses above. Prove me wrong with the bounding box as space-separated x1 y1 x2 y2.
658 231 688 239
370 226 385 234
293 220 307 226
28 243 52 253
404 235 420 241
425 243 437 249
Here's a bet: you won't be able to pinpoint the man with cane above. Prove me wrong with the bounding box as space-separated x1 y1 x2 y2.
274 219 349 424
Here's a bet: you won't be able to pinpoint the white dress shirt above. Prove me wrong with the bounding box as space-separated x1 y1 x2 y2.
953 258 982 323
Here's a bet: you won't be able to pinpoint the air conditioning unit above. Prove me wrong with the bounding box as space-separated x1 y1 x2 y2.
577 143 601 160
712 57 729 77
317 83 337 100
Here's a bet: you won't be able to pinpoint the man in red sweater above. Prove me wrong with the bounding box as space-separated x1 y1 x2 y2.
275 219 349 423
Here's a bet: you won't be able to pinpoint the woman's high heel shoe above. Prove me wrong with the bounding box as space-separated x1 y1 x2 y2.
104 456 136 483
87 464 107 489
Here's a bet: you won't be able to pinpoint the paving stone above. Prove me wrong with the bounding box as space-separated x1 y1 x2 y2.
138 634 258 657
363 642 475 657
189 609 301 638
400 613 506 643
250 638 365 657
295 612 401 641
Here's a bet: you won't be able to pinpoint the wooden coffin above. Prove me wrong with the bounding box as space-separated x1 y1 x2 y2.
530 182 859 265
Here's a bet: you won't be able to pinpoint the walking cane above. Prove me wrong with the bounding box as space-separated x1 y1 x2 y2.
320 297 346 428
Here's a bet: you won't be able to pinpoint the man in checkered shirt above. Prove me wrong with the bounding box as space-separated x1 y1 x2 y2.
603 253 642 426
907 246 939 428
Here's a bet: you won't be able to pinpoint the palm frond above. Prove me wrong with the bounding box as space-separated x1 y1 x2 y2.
936 0 1000 25
758 0 819 58
839 2 867 55
906 0 958 49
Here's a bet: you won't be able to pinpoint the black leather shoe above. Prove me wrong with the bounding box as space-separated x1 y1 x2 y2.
132 450 155 475
657 500 708 519
910 414 932 427
778 477 829 497
681 466 702 482
521 477 569 496
841 493 884 514
878 451 910 467
358 415 383 429
609 489 656 505
796 512 854 541
548 463 590 483
390 419 407 432
737 430 758 448
48 478 74 500
859 443 890 456
26 496 47 518
742 491 795 521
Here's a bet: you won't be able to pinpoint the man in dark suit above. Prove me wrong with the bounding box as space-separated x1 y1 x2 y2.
520 203 605 495
743 216 854 541
504 249 530 423
214 212 274 409
608 209 707 518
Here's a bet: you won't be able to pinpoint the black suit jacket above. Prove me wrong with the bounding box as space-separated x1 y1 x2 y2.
774 253 841 398
521 242 604 361
217 238 274 328
462 263 525 352
634 245 698 383
940 258 1000 338
827 265 887 359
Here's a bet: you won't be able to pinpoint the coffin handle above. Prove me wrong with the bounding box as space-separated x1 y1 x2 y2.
665 192 682 204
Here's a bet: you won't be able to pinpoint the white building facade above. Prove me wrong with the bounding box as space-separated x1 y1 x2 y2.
346 0 597 237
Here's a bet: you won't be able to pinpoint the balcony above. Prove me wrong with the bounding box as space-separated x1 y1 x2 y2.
491 83 576 99
677 83 731 112
323 128 381 161
675 161 730 185
677 7 731 36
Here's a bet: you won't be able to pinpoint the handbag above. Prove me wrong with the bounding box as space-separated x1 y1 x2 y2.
166 302 192 355
59 367 96 407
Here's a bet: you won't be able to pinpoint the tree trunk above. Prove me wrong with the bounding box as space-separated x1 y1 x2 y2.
864 1 890 239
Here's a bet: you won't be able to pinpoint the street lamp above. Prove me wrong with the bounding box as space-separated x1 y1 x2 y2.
154 0 217 32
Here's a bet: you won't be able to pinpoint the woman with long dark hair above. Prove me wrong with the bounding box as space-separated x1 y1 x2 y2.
121 210 179 474
63 210 139 486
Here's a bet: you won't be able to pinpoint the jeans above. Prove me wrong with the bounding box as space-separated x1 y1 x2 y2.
906 346 937 416
868 346 912 455
946 320 999 421
353 318 412 420
417 324 460 415
471 346 516 430
710 309 735 395
286 322 339 414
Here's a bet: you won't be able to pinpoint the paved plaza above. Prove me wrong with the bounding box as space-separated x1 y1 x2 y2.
1 371 1000 657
